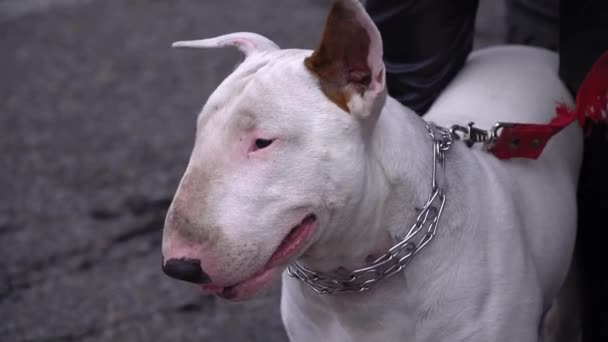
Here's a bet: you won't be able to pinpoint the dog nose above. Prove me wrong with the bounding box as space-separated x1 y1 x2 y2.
162 258 211 284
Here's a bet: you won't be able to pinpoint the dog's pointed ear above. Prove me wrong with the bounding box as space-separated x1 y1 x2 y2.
172 32 280 57
305 0 385 118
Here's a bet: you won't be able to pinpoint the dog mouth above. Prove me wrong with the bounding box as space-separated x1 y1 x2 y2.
200 214 318 300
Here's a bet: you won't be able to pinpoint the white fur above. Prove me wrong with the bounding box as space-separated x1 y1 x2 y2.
162 5 582 342
173 32 279 57
281 46 581 342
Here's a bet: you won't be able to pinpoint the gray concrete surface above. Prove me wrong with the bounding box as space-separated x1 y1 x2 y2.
1 0 504 341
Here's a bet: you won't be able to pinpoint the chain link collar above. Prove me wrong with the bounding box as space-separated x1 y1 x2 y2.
287 122 454 294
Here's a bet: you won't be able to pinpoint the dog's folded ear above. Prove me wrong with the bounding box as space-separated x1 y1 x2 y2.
305 0 385 118
172 32 280 58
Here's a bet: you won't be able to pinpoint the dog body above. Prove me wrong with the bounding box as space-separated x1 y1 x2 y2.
162 1 582 341
281 46 581 342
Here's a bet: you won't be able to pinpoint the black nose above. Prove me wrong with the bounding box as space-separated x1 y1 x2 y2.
162 258 211 284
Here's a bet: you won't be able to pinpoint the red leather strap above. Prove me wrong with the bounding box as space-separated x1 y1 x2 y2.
489 50 608 160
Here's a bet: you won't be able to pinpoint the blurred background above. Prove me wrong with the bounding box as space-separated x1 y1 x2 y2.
1 0 558 341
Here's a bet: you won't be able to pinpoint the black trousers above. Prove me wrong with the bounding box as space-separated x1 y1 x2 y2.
364 0 608 340
364 0 479 114
366 0 607 111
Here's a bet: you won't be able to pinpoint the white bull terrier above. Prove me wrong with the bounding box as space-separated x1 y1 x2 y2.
162 0 583 340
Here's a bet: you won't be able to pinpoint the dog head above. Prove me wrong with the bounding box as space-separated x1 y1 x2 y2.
162 0 387 300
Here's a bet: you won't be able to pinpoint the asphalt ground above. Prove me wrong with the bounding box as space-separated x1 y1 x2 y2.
1 0 505 340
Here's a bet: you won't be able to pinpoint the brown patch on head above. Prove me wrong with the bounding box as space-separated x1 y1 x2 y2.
305 0 373 113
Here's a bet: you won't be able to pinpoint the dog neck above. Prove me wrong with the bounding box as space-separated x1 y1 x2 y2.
282 96 477 341
296 96 438 276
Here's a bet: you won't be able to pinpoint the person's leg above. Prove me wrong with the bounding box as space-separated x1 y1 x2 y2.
505 0 559 51
559 0 608 94
559 1 608 341
365 0 479 114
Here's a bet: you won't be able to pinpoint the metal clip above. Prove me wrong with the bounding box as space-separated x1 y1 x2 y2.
450 122 491 147
449 122 514 148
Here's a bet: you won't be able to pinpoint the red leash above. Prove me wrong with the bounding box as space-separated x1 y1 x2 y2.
488 50 608 160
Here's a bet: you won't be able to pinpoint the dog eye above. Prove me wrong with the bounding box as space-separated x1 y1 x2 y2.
254 138 274 150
